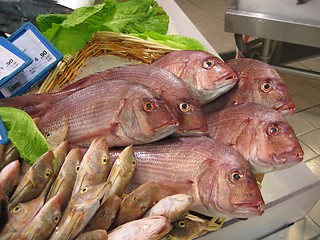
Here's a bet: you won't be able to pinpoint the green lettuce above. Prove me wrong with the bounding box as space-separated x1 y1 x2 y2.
37 0 169 55
132 31 207 51
0 107 51 165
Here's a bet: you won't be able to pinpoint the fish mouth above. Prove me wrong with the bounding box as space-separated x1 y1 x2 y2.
272 151 303 164
233 202 265 217
274 102 295 115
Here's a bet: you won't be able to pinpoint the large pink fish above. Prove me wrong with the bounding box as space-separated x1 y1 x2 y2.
206 103 304 173
204 58 295 115
110 136 265 219
151 50 238 104
0 80 178 148
62 64 208 136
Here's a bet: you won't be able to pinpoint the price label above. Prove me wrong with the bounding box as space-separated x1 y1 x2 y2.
0 118 9 145
0 22 62 98
0 37 32 85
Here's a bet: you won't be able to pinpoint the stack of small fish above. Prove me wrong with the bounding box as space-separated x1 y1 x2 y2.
0 50 304 239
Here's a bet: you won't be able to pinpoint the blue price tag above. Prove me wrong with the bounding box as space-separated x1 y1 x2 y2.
0 22 63 98
0 37 32 86
0 118 9 145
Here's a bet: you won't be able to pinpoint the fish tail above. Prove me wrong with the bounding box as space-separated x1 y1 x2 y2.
0 93 64 117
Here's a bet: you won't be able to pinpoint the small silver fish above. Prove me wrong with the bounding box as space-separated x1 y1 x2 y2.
0 160 20 197
9 151 54 209
46 148 82 209
0 197 44 239
108 216 172 240
11 194 63 240
49 182 111 240
112 181 160 227
103 145 136 202
72 137 111 197
143 194 193 222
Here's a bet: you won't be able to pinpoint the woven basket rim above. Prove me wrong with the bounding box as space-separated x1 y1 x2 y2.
38 31 179 93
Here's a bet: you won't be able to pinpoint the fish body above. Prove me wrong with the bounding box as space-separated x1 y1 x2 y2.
72 137 111 196
113 181 160 227
85 195 121 232
144 194 193 222
108 216 171 240
206 103 304 173
62 64 208 136
204 58 295 115
0 160 20 197
75 229 108 240
111 136 264 218
46 148 82 209
152 50 238 104
13 194 63 240
0 197 44 239
0 79 178 147
49 182 111 240
103 145 136 201
9 151 54 209
0 0 72 34
40 141 68 198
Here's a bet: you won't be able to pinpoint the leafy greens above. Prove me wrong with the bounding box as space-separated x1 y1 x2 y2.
0 107 51 165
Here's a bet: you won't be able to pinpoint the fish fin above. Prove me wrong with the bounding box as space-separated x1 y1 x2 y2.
71 124 119 146
0 92 67 118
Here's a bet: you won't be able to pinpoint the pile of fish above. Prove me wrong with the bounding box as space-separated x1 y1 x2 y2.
0 50 304 239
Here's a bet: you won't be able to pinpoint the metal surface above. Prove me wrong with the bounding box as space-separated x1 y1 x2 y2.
225 9 320 48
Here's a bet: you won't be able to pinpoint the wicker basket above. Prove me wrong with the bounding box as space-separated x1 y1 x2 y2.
38 31 178 93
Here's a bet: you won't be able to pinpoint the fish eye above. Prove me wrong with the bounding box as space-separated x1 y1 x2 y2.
54 214 61 223
12 205 21 213
132 196 138 202
44 132 51 139
202 58 214 70
178 220 186 228
45 169 52 178
99 210 107 217
75 164 80 172
143 99 156 112
267 124 280 136
179 102 191 112
260 81 273 92
132 159 137 166
80 186 89 194
101 156 109 165
229 170 243 183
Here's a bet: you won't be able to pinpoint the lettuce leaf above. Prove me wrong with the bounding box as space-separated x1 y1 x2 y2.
36 0 169 55
132 31 207 51
0 107 51 165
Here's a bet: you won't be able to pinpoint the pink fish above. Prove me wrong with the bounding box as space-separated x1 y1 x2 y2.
152 50 238 104
204 58 295 115
110 136 264 219
0 79 178 148
205 103 304 173
62 64 208 136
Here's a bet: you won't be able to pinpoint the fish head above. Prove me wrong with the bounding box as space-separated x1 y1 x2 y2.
29 151 54 187
153 50 238 104
197 153 264 218
9 197 45 228
228 59 295 115
172 97 208 136
119 86 178 143
187 53 239 103
248 112 304 173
